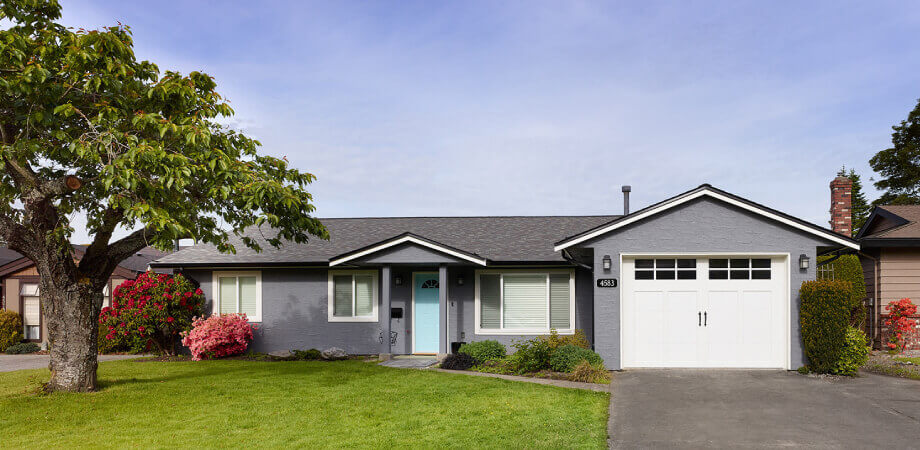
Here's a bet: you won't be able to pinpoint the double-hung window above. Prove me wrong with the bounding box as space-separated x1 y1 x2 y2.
476 270 575 335
212 271 262 322
328 270 378 322
20 283 41 340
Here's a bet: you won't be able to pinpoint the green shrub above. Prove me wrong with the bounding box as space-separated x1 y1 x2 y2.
509 338 553 374
440 353 478 370
800 279 852 373
569 360 611 384
536 329 591 351
458 340 506 362
817 255 867 327
796 366 809 375
471 358 515 375
549 345 604 372
831 327 870 376
5 342 40 354
292 349 321 360
0 310 23 352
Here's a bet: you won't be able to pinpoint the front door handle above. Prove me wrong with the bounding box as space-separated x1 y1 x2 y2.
698 312 702 326
704 311 707 326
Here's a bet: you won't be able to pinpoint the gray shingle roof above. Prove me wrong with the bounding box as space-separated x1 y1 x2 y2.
152 216 620 266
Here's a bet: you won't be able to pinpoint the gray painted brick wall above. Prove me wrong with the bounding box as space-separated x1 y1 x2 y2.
580 197 831 370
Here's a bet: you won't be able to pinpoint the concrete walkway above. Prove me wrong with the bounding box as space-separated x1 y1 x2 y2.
608 369 920 449
0 354 143 372
435 368 610 392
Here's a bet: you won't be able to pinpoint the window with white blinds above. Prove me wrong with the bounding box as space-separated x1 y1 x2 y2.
212 272 262 322
328 271 378 322
21 283 40 340
476 271 574 334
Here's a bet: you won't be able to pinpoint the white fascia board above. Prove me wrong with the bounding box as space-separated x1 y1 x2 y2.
554 188 860 251
329 235 487 266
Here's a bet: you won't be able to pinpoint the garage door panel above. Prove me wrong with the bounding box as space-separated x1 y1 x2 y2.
632 291 664 365
663 290 701 365
705 290 741 366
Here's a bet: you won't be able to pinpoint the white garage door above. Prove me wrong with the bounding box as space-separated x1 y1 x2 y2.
621 255 788 369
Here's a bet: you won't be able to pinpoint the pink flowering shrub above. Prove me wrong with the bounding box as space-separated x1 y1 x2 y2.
98 272 205 355
181 314 256 360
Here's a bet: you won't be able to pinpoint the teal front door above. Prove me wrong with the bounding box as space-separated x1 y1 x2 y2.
413 273 440 354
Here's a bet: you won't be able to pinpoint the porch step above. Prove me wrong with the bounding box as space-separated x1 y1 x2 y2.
378 356 438 369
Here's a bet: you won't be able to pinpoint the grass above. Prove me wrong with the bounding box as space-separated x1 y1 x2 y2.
0 359 609 448
894 356 920 365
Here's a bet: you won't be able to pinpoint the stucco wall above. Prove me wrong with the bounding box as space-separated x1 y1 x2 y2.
580 197 830 370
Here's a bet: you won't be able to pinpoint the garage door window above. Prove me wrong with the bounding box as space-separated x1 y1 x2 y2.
635 259 696 280
709 258 771 280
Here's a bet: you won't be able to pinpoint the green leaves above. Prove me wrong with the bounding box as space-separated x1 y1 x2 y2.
0 0 326 255
870 98 920 206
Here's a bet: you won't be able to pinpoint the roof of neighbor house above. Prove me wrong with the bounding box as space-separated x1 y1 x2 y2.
153 184 861 268
859 205 920 243
0 247 23 267
151 215 621 267
0 245 171 277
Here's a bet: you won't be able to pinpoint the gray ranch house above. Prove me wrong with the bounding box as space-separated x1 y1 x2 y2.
150 184 859 370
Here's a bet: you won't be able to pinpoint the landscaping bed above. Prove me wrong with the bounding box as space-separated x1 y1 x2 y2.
441 331 612 385
0 359 609 448
862 350 920 381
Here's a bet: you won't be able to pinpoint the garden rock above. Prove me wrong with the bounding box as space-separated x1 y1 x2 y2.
321 347 347 360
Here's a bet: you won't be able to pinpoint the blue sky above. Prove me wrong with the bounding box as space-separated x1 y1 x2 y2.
59 1 920 243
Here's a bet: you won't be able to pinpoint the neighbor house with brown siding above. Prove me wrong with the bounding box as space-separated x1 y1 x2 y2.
0 246 170 345
857 205 920 350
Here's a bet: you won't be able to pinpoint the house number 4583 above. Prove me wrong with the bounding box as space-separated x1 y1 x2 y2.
596 278 618 288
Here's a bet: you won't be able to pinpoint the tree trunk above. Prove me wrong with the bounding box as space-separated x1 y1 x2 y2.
42 280 101 392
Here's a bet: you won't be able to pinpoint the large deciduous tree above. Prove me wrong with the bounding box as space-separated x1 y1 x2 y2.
0 1 327 391
870 98 920 206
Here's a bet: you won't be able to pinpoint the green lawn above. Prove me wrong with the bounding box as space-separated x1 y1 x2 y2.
0 359 609 448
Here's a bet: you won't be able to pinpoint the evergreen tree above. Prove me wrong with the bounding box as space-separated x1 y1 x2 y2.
846 168 871 236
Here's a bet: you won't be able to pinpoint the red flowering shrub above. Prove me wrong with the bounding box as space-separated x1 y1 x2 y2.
181 314 255 360
884 298 918 353
98 272 205 355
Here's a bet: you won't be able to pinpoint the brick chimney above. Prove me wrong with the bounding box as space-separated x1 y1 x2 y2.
829 172 852 236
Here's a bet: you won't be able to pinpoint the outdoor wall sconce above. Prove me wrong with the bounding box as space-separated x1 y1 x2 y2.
394 275 403 286
457 276 465 286
799 254 810 271
602 255 612 271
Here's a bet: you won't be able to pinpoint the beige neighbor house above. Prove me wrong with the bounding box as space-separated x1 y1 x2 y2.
854 204 920 351
0 246 170 346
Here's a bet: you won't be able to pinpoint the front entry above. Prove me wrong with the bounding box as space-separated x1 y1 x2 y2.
412 273 440 354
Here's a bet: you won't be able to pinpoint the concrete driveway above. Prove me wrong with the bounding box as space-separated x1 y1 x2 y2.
609 370 919 449
0 354 142 372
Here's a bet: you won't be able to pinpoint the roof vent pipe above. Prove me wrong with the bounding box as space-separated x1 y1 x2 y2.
622 185 631 215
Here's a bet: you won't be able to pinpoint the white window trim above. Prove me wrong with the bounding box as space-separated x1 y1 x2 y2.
211 271 263 323
474 269 575 335
327 270 379 323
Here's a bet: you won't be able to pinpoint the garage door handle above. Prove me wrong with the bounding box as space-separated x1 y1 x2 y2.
698 312 701 326
704 311 707 326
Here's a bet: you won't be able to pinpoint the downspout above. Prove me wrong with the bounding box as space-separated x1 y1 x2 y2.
858 250 881 347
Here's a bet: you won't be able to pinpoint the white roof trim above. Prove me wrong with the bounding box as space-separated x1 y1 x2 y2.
554 188 860 251
329 235 487 266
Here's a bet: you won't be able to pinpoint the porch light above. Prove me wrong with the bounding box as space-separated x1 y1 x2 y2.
457 276 464 286
602 255 612 271
799 254 810 270
394 275 403 286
